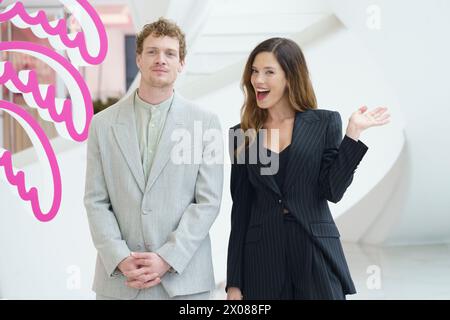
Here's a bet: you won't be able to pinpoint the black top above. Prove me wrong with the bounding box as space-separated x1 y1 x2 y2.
266 145 291 191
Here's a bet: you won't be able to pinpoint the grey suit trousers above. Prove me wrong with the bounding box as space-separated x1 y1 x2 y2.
96 284 211 300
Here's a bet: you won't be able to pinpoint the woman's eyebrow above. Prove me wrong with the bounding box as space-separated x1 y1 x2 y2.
252 66 276 70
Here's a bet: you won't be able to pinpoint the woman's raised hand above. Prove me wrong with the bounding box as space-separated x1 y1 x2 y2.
346 106 390 140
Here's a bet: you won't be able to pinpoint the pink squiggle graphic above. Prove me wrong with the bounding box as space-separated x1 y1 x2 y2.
0 1 107 222
0 41 93 142
0 0 107 65
0 100 61 222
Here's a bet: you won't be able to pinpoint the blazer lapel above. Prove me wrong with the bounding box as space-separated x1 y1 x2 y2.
112 91 146 193
144 94 184 193
283 109 321 193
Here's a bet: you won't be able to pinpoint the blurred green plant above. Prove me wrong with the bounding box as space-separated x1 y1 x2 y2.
93 97 120 114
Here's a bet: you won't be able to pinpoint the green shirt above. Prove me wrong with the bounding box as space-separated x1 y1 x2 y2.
134 90 173 183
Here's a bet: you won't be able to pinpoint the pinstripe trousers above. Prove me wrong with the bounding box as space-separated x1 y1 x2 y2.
278 213 345 300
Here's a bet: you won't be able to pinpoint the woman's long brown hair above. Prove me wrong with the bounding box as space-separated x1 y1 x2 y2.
238 37 317 152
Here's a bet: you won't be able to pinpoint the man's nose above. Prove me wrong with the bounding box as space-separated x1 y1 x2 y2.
155 52 166 65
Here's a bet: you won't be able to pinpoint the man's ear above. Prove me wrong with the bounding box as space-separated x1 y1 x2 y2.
136 54 142 70
178 60 185 73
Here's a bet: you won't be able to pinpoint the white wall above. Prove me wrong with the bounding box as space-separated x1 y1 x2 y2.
0 140 96 299
327 0 450 245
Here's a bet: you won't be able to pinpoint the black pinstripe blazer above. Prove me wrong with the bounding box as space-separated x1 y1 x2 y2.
226 109 368 299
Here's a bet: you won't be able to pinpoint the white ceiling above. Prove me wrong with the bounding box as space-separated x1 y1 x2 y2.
0 0 331 84
185 0 330 77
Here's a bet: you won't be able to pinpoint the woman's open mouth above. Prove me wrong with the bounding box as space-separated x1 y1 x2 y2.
256 90 270 101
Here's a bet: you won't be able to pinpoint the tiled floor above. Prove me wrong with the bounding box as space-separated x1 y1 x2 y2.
344 243 450 300
213 243 450 300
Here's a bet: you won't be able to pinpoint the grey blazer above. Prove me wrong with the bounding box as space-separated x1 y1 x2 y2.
84 90 223 299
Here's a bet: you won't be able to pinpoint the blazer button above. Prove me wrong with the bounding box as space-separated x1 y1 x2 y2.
278 199 282 204
142 209 152 215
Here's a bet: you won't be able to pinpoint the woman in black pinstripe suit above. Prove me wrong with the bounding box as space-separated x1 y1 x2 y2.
226 38 390 300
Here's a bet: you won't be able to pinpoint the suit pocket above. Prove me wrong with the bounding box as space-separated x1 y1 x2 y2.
310 222 340 238
245 225 262 243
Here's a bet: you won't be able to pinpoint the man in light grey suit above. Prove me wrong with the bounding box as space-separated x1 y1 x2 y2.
84 18 223 300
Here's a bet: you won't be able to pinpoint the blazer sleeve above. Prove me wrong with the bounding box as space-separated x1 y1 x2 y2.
226 128 253 291
83 117 131 277
155 114 224 274
318 111 369 203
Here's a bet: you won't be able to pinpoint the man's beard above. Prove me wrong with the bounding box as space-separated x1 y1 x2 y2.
147 75 173 88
